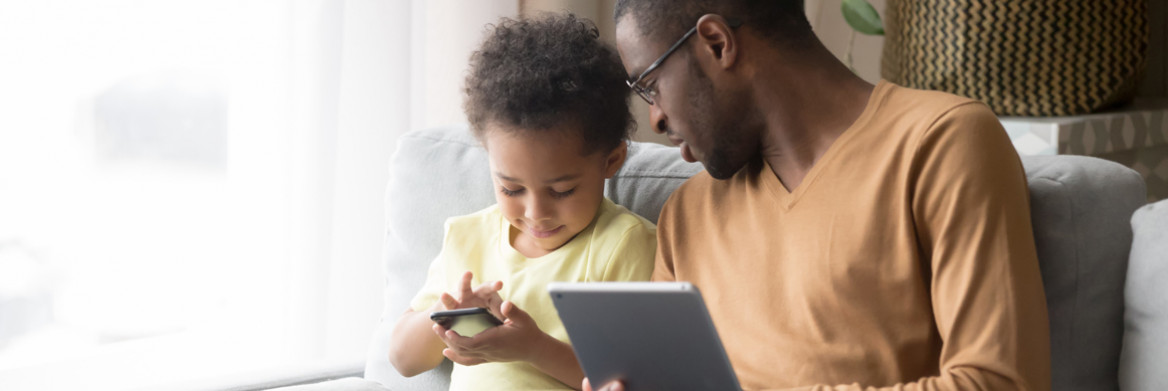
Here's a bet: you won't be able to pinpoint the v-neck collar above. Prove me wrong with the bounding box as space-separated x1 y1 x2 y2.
758 80 892 210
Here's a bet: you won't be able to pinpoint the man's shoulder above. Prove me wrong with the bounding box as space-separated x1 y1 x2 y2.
878 81 994 126
666 170 718 204
661 167 758 218
866 81 1002 149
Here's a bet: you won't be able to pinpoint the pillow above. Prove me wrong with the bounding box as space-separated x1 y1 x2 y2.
1119 200 1168 391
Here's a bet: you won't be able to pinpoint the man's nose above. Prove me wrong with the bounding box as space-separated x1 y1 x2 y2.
649 103 668 134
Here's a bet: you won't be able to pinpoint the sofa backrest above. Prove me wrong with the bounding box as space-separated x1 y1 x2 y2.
1023 155 1146 391
365 125 1147 391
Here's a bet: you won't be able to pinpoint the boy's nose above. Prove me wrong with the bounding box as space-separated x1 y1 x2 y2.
525 195 554 221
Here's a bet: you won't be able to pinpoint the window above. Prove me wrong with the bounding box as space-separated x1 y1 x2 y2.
0 1 399 388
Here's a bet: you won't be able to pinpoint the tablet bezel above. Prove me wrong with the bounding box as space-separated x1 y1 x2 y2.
548 281 742 391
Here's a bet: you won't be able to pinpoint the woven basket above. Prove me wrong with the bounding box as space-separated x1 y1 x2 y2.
881 0 1148 116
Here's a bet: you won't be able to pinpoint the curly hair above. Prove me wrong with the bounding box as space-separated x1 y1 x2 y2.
464 13 634 155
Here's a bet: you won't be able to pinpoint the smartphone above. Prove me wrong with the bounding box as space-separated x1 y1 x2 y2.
430 307 503 337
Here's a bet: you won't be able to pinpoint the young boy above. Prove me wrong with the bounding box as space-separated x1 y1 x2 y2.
387 13 656 390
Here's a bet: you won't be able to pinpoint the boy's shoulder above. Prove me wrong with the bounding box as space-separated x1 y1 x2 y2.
444 203 503 233
592 198 656 240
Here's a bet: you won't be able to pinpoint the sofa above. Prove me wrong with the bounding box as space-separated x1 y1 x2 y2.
273 125 1166 390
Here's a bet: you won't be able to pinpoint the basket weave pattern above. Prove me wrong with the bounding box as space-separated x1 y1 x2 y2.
881 0 1148 116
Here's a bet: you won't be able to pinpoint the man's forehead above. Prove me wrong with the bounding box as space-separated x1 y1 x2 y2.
614 14 667 77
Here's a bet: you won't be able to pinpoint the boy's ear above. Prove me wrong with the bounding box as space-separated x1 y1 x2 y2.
603 142 628 179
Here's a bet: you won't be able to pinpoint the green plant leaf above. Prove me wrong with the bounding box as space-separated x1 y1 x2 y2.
841 0 884 36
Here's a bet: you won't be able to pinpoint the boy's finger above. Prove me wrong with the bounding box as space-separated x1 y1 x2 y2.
431 323 449 340
439 293 459 310
473 280 503 297
443 348 486 366
458 271 475 299
500 301 531 324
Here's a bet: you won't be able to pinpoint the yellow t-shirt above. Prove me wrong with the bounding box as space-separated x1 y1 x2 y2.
654 81 1050 390
410 198 656 390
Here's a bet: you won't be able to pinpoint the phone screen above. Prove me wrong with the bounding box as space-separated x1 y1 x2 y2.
430 307 503 337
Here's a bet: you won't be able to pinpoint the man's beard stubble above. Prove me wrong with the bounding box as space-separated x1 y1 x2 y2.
686 59 749 180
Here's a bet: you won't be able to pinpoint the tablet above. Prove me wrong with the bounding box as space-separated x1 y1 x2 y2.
548 282 741 391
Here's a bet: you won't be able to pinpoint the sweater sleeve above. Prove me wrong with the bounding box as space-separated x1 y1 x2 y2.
793 103 1051 391
650 195 680 282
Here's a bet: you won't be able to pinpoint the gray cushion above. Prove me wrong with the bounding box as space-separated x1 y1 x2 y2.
1119 200 1168 391
363 125 701 389
1022 155 1146 391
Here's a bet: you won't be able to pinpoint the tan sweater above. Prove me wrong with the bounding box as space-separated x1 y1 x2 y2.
653 81 1051 391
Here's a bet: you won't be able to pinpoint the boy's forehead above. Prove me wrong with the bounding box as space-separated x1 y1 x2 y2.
484 123 590 152
484 129 602 181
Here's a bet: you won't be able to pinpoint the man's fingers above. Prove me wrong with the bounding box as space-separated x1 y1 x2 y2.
582 376 625 391
598 380 625 391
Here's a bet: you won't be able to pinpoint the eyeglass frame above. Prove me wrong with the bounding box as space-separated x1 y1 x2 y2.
626 17 743 105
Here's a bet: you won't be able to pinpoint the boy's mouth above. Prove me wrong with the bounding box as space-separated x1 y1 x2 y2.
529 225 564 238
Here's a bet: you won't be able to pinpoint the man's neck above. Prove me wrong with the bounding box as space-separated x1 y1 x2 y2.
753 45 876 191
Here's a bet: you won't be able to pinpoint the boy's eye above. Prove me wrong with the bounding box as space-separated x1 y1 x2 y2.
500 186 524 197
550 188 576 199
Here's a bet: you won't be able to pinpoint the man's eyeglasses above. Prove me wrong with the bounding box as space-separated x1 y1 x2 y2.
626 18 742 105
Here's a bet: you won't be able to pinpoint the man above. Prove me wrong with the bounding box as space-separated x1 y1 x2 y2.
587 0 1051 390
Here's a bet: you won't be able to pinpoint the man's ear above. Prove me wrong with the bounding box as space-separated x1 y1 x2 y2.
603 142 628 178
694 14 738 70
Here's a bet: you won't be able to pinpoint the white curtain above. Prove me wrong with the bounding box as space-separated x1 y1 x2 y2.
0 0 522 388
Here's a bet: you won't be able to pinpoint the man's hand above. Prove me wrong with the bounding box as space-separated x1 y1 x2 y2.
439 271 504 319
432 300 549 365
583 378 624 391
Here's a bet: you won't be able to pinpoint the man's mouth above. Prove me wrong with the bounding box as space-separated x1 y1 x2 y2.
665 130 697 163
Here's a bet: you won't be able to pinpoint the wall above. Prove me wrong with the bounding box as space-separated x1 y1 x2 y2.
1140 0 1167 98
519 0 1167 146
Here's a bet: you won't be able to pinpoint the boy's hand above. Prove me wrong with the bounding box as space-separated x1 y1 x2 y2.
439 271 504 319
432 300 548 365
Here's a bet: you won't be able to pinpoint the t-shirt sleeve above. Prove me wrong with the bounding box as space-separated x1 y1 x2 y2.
407 219 455 312
600 218 657 282
793 103 1051 391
